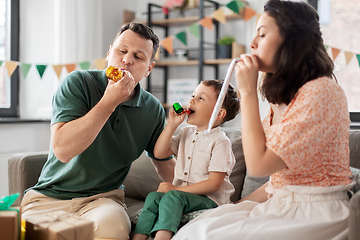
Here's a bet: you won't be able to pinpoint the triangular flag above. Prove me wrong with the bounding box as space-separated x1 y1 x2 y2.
188 24 200 40
0 60 3 66
344 51 354 66
175 31 187 46
19 63 31 79
5 61 19 77
236 0 246 10
212 8 226 24
52 65 63 78
155 48 160 61
79 61 91 70
161 36 174 55
331 47 340 61
357 54 360 68
65 64 76 73
36 65 47 78
244 7 257 21
199 16 213 31
94 58 107 70
226 0 240 14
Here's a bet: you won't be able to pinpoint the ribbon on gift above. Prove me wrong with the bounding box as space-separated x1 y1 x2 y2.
0 193 21 240
0 193 20 210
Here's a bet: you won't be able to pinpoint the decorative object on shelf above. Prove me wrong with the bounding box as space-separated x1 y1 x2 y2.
232 42 246 58
218 35 236 59
162 0 199 16
175 49 188 60
167 78 198 105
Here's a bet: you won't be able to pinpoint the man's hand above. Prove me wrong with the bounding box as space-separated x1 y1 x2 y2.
103 70 136 109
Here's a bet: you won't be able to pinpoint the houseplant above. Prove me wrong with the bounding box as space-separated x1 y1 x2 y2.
218 36 236 59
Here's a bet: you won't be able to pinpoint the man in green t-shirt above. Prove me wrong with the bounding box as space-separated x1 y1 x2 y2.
20 22 176 240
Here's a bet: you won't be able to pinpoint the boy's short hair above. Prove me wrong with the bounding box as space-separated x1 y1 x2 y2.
201 79 241 123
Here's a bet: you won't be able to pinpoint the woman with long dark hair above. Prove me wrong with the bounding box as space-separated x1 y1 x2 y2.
172 1 353 239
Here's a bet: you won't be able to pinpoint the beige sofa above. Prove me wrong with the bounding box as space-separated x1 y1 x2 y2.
8 128 360 239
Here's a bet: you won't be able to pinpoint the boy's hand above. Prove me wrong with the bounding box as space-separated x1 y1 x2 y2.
157 182 178 193
167 108 186 127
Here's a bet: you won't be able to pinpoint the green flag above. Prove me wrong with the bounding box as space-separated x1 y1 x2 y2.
20 63 32 79
175 31 187 46
226 0 240 14
188 24 200 40
36 64 47 78
79 61 91 70
236 0 246 10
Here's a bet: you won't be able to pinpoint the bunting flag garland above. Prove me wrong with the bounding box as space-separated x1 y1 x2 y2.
19 63 31 79
199 16 213 31
212 8 226 24
226 0 241 14
188 23 200 40
36 65 47 78
161 0 256 54
331 47 341 61
52 65 63 78
79 61 91 70
5 61 19 77
161 36 174 54
65 63 76 74
0 0 359 82
243 6 257 21
94 58 107 70
344 51 353 66
236 0 246 10
175 31 187 46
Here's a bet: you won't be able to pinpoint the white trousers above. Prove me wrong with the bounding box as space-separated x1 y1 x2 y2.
173 184 353 240
21 189 131 240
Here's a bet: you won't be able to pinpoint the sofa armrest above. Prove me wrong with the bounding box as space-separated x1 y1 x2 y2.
8 151 48 206
349 190 360 240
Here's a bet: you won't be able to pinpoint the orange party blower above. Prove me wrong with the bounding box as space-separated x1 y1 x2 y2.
106 66 124 82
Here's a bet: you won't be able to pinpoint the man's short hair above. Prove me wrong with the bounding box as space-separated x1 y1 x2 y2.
115 22 159 62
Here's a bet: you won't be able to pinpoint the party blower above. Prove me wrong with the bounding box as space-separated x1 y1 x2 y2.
205 58 241 134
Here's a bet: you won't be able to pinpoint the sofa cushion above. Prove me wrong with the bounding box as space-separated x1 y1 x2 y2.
241 174 269 198
350 130 360 169
221 127 246 202
123 152 162 201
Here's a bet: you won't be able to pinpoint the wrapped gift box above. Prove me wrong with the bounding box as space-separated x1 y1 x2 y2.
0 209 20 240
25 211 94 240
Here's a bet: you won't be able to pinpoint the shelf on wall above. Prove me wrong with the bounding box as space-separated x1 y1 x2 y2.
142 13 244 27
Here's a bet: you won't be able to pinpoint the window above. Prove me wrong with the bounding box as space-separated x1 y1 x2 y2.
316 0 360 123
0 0 19 117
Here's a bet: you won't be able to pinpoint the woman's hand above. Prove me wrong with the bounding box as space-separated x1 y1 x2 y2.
235 54 259 97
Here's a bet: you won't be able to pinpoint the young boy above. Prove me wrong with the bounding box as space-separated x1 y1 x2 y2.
132 79 241 240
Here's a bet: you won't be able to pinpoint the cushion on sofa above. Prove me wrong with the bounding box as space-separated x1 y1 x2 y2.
123 151 162 201
350 130 360 169
221 127 246 202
